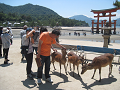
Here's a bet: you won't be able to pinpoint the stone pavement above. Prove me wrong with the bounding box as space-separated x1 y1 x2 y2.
0 38 120 90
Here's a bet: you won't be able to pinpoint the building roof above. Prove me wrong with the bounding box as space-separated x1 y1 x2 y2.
91 7 120 14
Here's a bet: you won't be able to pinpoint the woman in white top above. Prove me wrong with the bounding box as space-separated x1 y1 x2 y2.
21 28 35 80
1 28 12 64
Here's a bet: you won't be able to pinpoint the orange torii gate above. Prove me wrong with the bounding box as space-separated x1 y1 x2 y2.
91 7 120 34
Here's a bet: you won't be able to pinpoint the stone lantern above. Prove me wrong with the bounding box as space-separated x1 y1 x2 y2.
101 22 112 48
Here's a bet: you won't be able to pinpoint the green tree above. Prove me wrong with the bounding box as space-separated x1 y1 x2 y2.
113 0 120 7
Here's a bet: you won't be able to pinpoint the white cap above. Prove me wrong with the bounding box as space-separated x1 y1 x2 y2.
2 28 9 33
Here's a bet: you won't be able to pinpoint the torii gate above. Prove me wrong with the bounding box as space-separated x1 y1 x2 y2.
91 7 120 34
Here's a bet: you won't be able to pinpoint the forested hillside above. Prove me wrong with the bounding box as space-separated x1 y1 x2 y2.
0 3 89 27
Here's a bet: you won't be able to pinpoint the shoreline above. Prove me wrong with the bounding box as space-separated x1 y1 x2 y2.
11 27 120 44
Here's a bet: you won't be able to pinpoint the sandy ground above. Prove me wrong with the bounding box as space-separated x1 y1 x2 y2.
0 27 120 90
12 27 120 43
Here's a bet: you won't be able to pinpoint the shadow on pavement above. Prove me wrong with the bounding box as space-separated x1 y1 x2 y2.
86 77 117 89
51 71 71 83
69 72 89 89
69 72 117 90
21 79 37 89
37 81 63 90
0 62 13 67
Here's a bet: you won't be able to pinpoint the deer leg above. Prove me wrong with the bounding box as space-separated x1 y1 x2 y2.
91 69 96 79
64 64 68 75
99 68 101 82
67 62 68 67
73 64 75 77
111 64 113 74
70 62 71 71
77 65 80 77
108 64 113 77
53 62 56 70
59 62 61 76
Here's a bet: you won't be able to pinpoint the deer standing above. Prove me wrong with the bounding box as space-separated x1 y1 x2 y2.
67 51 84 77
81 53 114 82
51 49 67 76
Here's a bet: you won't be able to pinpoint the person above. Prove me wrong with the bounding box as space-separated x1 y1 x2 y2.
40 27 48 34
21 28 35 79
7 27 13 45
32 27 48 54
32 27 40 54
1 28 12 64
20 25 27 61
37 29 66 84
0 26 3 57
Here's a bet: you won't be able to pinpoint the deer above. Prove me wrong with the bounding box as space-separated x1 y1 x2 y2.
67 51 85 77
81 53 114 82
51 49 67 76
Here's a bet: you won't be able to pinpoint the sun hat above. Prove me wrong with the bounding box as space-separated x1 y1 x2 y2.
2 28 9 33
24 25 27 28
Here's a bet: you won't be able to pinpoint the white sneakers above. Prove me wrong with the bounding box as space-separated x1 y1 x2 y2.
46 78 53 83
37 78 53 84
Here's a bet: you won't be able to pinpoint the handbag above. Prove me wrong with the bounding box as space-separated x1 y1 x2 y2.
35 57 42 67
21 38 30 55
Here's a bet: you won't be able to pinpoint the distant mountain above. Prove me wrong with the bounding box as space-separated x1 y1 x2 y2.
69 15 120 26
0 3 59 17
69 15 95 26
0 3 89 27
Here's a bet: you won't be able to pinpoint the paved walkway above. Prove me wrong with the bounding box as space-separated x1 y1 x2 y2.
0 38 120 90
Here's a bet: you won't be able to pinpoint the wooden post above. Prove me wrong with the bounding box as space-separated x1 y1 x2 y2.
96 13 100 33
113 20 116 34
109 12 112 34
101 21 103 33
92 20 94 33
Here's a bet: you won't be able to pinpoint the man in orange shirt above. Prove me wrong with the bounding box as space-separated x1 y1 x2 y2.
37 29 66 84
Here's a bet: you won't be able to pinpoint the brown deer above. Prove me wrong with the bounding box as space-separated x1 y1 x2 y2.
81 53 114 82
67 51 85 77
51 49 67 76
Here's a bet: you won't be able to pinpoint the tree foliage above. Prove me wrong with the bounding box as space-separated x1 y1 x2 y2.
0 3 89 27
113 0 120 7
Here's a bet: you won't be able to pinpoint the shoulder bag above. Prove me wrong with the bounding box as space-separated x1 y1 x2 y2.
21 38 30 55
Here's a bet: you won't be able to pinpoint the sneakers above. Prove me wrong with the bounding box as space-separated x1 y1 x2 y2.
46 78 53 83
31 71 36 77
37 78 53 84
27 74 33 80
37 78 42 84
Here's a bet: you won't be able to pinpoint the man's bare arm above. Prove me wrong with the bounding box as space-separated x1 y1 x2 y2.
37 39 43 58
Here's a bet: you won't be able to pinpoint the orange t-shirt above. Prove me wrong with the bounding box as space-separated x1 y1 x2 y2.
39 32 56 56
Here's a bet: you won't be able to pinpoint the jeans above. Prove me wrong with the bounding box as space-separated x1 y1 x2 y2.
33 47 38 54
25 53 33 75
37 55 50 79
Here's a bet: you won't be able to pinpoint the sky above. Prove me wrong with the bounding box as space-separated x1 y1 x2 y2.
0 0 120 20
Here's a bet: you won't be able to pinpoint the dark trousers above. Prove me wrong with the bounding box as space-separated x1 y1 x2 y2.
25 53 33 75
3 48 9 59
37 55 50 79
